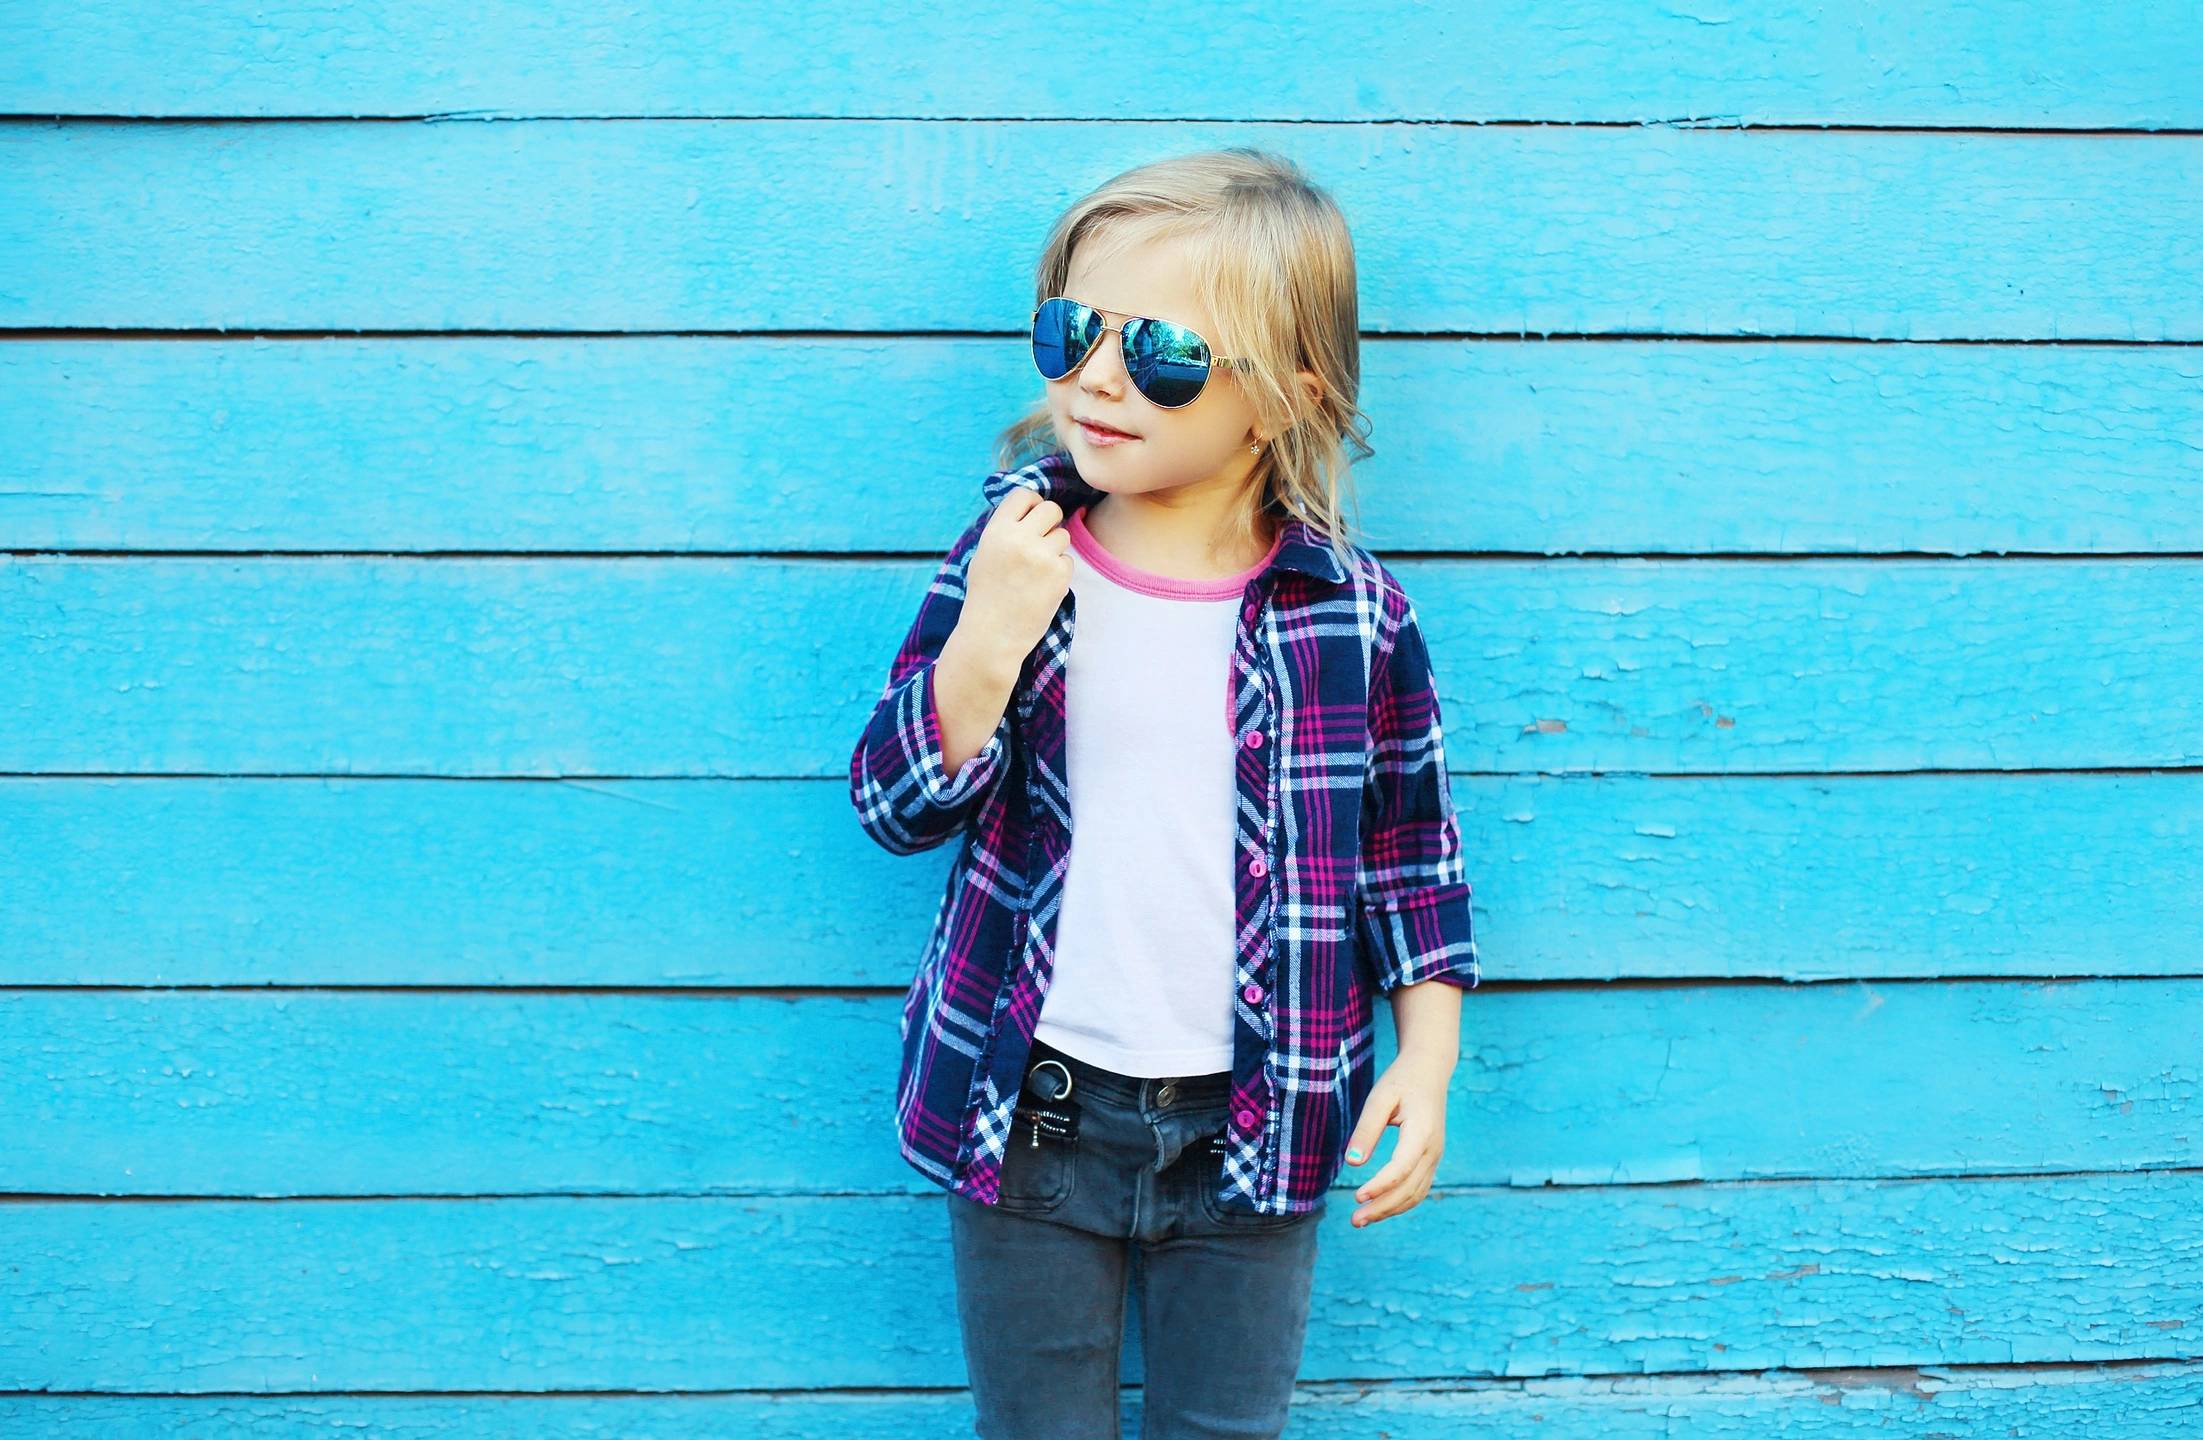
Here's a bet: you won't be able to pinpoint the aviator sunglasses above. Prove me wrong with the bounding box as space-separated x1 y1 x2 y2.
1030 295 1250 409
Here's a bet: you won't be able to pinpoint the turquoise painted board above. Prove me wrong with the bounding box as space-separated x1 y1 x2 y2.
6 773 2199 984
5 556 2200 774
6 3 2201 126
3 1173 2198 1388
2 981 2194 1195
2 3 2197 1435
4 339 2200 554
3 1365 2201 1439
4 123 2201 339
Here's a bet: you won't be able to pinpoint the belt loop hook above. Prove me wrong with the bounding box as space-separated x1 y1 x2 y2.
1026 1057 1074 1103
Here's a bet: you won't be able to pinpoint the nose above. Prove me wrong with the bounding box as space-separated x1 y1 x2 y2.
1078 325 1131 394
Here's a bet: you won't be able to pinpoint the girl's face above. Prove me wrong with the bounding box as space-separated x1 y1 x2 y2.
1043 229 1268 500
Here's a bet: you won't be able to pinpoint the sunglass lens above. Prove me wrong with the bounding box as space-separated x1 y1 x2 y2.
1033 298 1101 381
1124 317 1213 408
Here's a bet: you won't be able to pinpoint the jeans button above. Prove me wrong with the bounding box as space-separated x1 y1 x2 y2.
1156 1082 1178 1107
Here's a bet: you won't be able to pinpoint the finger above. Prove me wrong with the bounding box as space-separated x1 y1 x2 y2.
1353 1158 1436 1227
1365 1175 1434 1227
1019 498 1065 534
1344 1092 1399 1169
1352 1136 1428 1206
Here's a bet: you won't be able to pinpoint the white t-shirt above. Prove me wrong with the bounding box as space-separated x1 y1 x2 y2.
1031 504 1285 1078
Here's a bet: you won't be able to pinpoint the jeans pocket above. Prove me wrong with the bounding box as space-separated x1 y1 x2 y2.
1193 1131 1319 1228
995 1098 1080 1212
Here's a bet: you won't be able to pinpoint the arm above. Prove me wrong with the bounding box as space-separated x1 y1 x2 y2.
1354 587 1481 995
848 507 1020 856
1347 898 1467 1229
1343 587 1477 1227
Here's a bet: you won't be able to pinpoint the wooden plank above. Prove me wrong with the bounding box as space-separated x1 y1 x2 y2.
3 1361 2199 1438
5 337 2198 556
1 1173 2196 1389
4 983 2193 1196
8 771 2195 985
4 555 2198 776
5 3 2198 128
3 123 2197 339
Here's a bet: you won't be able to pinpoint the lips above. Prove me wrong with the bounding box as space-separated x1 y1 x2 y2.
1077 417 1139 439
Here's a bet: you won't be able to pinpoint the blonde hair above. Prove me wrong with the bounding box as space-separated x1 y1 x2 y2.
993 147 1375 573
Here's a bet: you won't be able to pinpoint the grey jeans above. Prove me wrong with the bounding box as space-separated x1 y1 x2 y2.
947 1034 1327 1440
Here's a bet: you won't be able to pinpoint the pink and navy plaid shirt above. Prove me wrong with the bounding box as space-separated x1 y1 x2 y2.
850 449 1479 1217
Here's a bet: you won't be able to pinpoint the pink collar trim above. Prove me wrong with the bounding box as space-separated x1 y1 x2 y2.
1067 507 1284 600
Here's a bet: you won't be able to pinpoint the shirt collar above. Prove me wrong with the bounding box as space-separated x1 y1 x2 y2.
980 449 1349 587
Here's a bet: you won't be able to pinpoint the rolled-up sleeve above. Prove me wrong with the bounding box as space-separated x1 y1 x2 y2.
848 507 1014 856
1354 590 1480 993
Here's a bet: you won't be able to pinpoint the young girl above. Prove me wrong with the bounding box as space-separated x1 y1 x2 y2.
849 147 1479 1439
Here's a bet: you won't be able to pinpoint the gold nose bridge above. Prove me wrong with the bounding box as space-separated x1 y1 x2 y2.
1043 308 1134 377
1082 317 1130 372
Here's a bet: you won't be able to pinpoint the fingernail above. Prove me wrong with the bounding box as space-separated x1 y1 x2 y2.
1346 1148 1363 1161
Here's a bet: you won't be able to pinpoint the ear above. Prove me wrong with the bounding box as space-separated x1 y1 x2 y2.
1255 371 1327 447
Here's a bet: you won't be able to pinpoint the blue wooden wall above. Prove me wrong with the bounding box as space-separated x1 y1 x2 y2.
4 5 2200 1435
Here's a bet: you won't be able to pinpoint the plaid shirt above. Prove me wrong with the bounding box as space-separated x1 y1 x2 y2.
850 449 1479 1216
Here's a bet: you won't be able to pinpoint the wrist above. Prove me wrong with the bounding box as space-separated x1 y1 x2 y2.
944 618 1028 691
1391 1037 1459 1078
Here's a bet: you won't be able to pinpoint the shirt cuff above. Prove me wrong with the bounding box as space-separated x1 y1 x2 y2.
1358 883 1481 993
913 659 1011 808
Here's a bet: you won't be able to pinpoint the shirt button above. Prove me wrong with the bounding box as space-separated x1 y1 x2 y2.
1248 857 1267 878
1235 1107 1260 1131
1244 730 1264 749
1242 982 1263 1004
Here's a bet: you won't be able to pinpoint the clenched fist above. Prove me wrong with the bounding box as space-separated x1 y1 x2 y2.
958 486 1075 669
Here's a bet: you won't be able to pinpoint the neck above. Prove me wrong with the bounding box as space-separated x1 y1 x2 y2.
1081 489 1278 582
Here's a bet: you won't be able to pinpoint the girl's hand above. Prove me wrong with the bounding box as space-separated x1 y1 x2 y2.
957 487 1074 671
1341 1048 1452 1227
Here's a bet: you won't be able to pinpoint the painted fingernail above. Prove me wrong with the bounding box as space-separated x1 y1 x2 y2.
1346 1148 1363 1161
